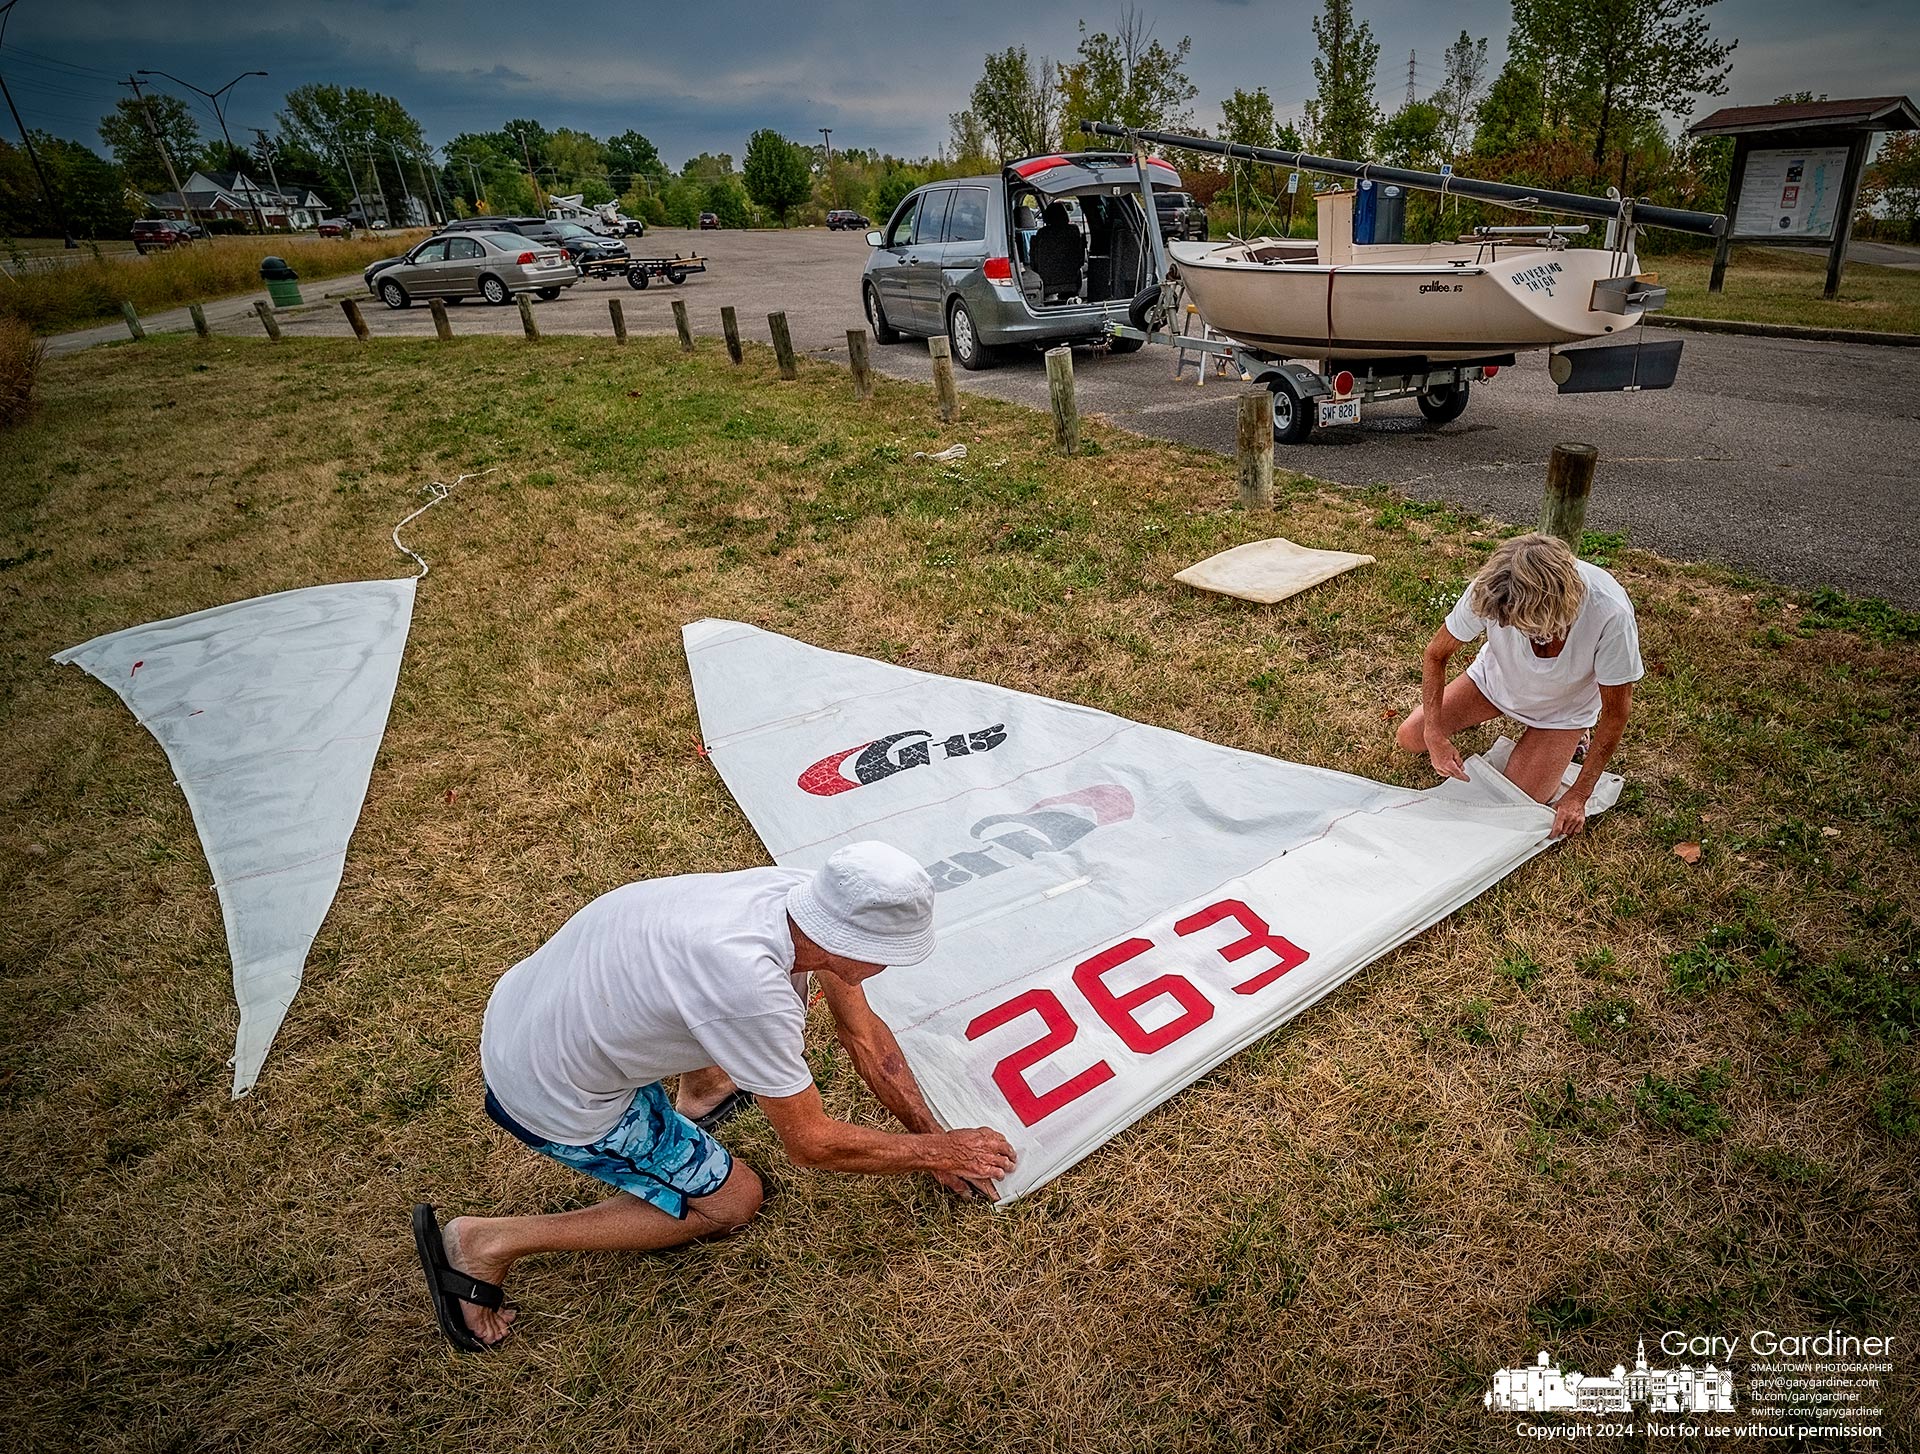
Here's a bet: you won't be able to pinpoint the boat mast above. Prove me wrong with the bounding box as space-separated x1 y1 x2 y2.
1080 120 1726 237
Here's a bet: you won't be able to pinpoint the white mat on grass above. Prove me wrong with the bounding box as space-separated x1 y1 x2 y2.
684 620 1618 1202
1174 537 1375 604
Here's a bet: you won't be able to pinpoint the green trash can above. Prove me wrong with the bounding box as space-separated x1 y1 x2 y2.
260 255 302 307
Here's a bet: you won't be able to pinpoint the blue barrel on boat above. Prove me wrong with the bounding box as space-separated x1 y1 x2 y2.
1353 181 1406 245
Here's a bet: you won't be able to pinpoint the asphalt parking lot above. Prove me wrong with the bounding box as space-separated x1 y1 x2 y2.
273 226 1920 604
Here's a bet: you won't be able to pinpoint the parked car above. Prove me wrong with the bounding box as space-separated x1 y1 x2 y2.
860 152 1175 369
699 212 720 229
1154 190 1208 242
827 209 871 231
132 218 197 253
363 231 578 308
315 218 354 237
542 220 629 267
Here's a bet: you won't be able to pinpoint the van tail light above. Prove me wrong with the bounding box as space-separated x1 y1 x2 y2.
983 255 1013 283
517 251 537 264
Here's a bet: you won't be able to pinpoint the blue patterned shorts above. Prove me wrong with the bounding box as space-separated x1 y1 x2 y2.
484 1082 735 1219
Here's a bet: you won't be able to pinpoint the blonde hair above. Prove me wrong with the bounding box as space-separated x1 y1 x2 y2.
1469 533 1585 639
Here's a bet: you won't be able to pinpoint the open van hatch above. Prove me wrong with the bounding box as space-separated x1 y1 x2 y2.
1005 151 1179 312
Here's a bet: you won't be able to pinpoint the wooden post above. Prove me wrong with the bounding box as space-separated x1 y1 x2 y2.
253 300 282 341
929 335 959 423
1045 345 1077 454
846 328 873 399
517 293 540 340
1825 132 1872 301
1707 135 1748 295
1236 387 1274 508
721 306 743 364
120 302 144 340
768 311 797 379
672 299 694 352
428 298 453 341
188 303 210 339
340 297 370 341
1541 442 1598 548
608 298 627 343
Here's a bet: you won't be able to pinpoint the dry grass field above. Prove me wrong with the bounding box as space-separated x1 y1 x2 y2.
1 232 432 334
1 332 1915 1452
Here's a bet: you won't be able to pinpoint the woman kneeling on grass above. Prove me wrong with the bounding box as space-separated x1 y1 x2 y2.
1396 531 1642 836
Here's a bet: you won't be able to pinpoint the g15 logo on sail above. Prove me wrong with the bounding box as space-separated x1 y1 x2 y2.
797 724 1007 797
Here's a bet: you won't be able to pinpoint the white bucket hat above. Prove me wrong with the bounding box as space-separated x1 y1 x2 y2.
786 841 937 966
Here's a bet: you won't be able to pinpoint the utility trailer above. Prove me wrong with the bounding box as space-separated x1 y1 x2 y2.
575 252 710 289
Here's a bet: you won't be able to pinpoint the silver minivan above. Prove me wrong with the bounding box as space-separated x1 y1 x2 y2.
861 152 1179 368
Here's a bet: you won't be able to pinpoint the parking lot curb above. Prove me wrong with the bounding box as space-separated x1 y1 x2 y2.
1645 314 1920 348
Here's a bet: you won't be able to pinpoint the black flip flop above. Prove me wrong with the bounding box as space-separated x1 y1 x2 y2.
412 1203 506 1353
692 1089 755 1133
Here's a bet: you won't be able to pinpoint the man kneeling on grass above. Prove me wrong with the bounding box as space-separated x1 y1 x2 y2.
414 841 1016 1352
1395 531 1642 835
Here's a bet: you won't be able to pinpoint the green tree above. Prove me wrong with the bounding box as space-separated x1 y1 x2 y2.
605 129 666 194
873 165 925 221
98 94 200 194
1862 131 1920 243
1473 58 1549 156
969 46 1059 159
1511 0 1737 185
1430 30 1489 156
42 135 130 238
742 129 811 225
276 84 428 220
1303 0 1381 160
948 109 993 170
1374 100 1444 169
1058 9 1197 144
682 152 736 186
546 128 608 196
705 177 751 228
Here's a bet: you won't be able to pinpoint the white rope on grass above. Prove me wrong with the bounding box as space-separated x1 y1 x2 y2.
390 469 494 578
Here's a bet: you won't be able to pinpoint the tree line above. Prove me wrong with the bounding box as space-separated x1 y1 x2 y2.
4 2 1916 245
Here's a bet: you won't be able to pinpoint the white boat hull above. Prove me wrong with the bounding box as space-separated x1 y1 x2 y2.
1168 239 1648 364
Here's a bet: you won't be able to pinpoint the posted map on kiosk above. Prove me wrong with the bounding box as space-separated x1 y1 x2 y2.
685 620 1620 1202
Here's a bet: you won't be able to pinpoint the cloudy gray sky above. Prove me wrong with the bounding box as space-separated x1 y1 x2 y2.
4 0 1914 166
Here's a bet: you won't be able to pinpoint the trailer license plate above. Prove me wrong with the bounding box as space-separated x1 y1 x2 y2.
1318 398 1361 427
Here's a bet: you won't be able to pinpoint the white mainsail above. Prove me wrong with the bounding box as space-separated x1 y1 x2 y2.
684 619 1618 1201
55 579 417 1096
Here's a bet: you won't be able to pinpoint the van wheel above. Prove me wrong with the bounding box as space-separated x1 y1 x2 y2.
1267 375 1314 446
1416 379 1471 426
865 283 901 344
947 300 995 370
480 275 510 305
380 279 410 310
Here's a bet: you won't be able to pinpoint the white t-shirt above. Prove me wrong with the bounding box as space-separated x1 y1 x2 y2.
481 867 816 1144
1444 560 1644 730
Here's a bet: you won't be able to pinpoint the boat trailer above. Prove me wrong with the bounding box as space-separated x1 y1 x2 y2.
576 252 709 289
1105 314 1511 444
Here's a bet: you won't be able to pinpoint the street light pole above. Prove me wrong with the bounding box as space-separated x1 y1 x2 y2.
138 67 269 232
0 0 76 246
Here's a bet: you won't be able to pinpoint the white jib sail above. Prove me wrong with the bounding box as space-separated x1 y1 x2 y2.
686 620 1620 1203
54 579 417 1096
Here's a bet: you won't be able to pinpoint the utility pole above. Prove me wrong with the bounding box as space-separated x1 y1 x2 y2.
520 133 545 213
124 75 192 235
819 127 833 205
1 0 75 246
251 127 287 230
363 144 389 225
138 68 269 232
334 136 365 225
388 141 418 226
464 157 487 214
414 150 444 225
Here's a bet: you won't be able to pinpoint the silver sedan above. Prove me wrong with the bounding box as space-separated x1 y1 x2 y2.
369 231 579 308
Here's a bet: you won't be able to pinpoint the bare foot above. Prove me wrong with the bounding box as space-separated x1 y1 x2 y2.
442 1216 518 1348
